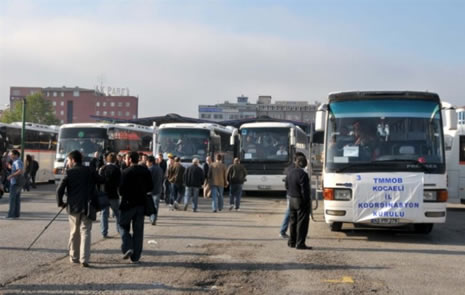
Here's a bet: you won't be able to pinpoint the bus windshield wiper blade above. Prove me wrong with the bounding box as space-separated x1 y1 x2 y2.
373 159 431 173
335 163 378 173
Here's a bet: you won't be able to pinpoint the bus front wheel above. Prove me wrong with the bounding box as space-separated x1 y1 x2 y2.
414 223 434 234
330 222 343 232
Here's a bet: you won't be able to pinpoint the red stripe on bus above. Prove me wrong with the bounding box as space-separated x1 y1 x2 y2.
22 149 56 153
460 161 465 165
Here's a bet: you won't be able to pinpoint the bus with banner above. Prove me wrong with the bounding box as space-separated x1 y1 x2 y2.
54 123 153 182
154 123 238 166
315 91 447 233
0 122 58 183
232 122 309 192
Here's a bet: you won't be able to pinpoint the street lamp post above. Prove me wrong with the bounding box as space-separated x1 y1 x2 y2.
20 98 26 162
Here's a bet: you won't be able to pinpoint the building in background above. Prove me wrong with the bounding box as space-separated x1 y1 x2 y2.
198 95 318 124
9 86 138 124
198 95 257 121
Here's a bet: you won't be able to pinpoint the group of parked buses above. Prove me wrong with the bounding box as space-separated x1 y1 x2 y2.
2 91 464 233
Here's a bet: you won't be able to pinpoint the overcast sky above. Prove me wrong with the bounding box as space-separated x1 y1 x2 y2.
1 0 464 118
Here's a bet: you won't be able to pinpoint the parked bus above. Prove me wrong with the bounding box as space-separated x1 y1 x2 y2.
315 91 447 233
232 122 309 192
54 123 153 182
0 122 58 183
443 105 465 204
154 123 238 166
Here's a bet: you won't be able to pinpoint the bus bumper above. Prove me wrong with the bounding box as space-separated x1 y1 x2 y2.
323 200 447 225
242 175 286 191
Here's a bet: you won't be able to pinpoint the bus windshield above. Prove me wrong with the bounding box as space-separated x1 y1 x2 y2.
57 128 107 160
159 129 209 161
325 99 445 173
240 127 290 162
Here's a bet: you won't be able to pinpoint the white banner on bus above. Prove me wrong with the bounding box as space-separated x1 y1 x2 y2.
352 173 424 223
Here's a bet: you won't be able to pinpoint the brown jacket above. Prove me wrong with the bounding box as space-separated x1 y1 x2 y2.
208 162 227 187
167 162 185 185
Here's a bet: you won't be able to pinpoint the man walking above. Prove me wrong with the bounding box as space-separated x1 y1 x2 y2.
208 154 227 212
6 150 23 218
147 155 163 225
119 152 153 263
99 153 122 238
226 158 247 211
183 158 204 212
57 150 103 267
168 157 185 210
30 156 39 189
285 154 311 250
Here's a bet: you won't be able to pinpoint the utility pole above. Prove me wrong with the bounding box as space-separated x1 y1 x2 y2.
20 98 26 162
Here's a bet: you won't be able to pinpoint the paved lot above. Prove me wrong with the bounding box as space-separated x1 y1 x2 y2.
0 184 464 294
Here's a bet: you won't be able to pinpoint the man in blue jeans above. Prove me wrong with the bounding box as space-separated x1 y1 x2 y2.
183 158 204 212
119 152 153 263
226 158 247 211
6 150 23 219
147 155 163 225
207 154 227 212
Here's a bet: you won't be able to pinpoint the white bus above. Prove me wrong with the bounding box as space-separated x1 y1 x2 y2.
54 123 153 182
154 123 238 166
0 122 58 183
315 91 447 234
443 105 465 204
233 122 309 191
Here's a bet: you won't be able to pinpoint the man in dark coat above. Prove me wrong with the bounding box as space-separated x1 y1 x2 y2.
119 151 153 263
99 152 122 238
57 150 103 267
183 158 205 212
30 156 39 188
285 154 312 250
226 158 247 211
168 157 185 210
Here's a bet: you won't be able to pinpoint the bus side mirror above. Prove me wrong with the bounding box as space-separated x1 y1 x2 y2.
290 128 296 145
315 104 327 132
230 128 238 145
442 105 457 130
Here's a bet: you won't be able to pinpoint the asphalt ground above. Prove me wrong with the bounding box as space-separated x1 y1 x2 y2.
0 184 464 294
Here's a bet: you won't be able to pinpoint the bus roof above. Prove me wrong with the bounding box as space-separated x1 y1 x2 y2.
60 123 153 132
328 91 441 103
159 123 234 134
2 122 59 133
240 122 299 129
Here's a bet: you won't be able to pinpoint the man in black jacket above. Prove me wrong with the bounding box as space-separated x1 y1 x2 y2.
183 158 205 212
148 155 163 225
119 151 153 263
99 152 122 238
285 154 312 250
57 150 103 267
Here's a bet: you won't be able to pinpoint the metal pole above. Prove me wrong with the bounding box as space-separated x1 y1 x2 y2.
20 98 26 162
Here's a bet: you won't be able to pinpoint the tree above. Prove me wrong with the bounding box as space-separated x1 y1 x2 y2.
0 93 60 125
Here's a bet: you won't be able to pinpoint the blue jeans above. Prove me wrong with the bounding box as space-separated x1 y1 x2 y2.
100 199 121 237
184 187 200 211
170 183 185 204
150 193 161 223
8 184 21 218
211 185 224 212
119 206 145 262
280 197 290 235
229 184 243 209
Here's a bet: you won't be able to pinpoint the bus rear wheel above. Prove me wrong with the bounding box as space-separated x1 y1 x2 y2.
330 222 343 232
414 223 434 234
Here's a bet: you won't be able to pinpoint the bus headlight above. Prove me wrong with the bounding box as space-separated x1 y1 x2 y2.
334 189 352 201
423 190 448 202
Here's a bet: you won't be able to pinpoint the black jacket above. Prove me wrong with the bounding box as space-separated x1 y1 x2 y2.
148 164 163 195
285 167 310 200
100 163 121 199
183 165 205 188
159 159 167 175
226 163 247 185
56 165 103 214
119 165 153 210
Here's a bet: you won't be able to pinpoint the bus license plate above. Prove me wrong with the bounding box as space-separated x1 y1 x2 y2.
371 218 399 225
258 185 271 190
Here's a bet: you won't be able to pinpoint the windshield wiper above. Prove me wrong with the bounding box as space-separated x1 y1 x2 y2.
372 159 431 173
335 162 382 173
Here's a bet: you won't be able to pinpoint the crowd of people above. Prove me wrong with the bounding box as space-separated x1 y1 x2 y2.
55 150 249 267
2 147 312 267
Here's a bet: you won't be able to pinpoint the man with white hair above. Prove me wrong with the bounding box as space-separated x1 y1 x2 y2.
183 158 205 212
